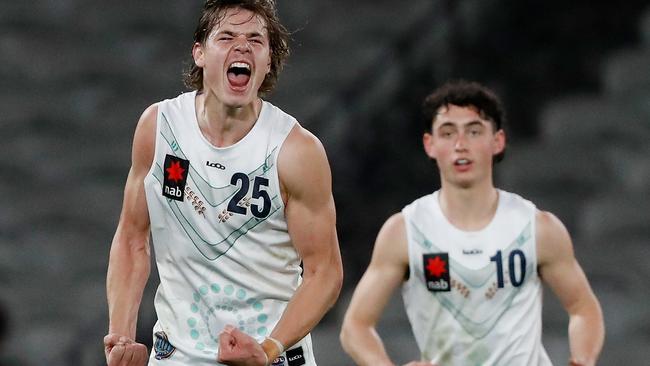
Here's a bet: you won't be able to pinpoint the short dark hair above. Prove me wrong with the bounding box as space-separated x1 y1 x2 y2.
184 0 290 95
422 80 506 162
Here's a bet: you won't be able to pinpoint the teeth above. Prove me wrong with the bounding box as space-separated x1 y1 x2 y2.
456 159 469 165
229 62 250 70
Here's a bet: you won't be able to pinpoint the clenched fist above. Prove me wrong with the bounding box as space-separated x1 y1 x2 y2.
104 334 148 366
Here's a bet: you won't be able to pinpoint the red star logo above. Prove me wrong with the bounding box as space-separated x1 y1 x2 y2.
426 256 447 277
166 161 186 182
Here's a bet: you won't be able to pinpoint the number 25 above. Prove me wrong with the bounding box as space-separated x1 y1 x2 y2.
227 172 271 218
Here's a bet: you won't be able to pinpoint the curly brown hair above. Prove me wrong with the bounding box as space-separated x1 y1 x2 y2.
184 0 290 95
422 80 507 163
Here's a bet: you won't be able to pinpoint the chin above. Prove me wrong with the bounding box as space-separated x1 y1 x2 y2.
448 176 475 189
223 93 255 108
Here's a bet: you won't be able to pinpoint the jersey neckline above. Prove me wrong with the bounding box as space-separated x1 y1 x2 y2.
432 189 505 236
189 90 269 151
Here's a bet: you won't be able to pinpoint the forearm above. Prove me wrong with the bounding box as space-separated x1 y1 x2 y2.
568 303 604 366
107 237 151 338
340 321 394 366
268 265 342 354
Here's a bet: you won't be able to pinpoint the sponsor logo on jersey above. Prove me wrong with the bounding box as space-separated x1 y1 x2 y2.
271 355 286 366
286 346 306 366
153 331 176 360
206 160 226 170
462 248 483 255
163 154 190 201
423 253 451 292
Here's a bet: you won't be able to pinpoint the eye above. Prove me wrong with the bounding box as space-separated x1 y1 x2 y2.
468 127 483 136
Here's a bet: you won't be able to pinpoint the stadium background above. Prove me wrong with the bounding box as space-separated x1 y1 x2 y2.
0 1 649 364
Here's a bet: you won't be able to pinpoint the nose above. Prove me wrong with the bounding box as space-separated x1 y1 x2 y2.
454 133 468 151
233 35 251 53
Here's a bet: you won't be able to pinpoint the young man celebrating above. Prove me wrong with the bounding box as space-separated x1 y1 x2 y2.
105 1 343 365
340 81 603 365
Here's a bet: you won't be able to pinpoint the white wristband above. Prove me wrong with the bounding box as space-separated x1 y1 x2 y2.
266 336 285 355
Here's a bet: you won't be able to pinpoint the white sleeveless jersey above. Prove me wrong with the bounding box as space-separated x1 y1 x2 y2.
143 91 316 366
401 190 552 366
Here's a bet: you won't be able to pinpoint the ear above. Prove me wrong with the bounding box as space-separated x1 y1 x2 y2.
192 42 205 68
423 133 436 160
493 129 506 155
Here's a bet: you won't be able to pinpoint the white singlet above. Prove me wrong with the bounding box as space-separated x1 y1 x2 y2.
401 190 552 365
143 91 315 366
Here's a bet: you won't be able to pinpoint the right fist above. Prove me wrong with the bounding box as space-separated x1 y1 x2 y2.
104 334 148 366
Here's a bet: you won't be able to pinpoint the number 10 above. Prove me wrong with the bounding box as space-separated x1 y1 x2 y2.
489 249 526 288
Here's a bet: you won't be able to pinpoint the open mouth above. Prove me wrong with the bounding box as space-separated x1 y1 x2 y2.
227 62 251 88
454 158 472 169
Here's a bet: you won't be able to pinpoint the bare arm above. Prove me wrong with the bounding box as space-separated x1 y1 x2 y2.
537 210 604 366
106 104 156 339
340 213 414 366
261 125 343 360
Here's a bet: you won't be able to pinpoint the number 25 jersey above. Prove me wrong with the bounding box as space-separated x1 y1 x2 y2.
143 91 315 365
401 190 552 366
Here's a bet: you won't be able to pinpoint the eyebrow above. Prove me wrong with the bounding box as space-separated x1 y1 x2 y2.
436 120 485 129
217 30 265 38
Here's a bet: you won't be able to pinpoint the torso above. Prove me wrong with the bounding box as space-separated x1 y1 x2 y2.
401 189 552 366
142 91 315 365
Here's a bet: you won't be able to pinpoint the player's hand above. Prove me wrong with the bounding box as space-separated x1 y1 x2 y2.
217 325 268 366
104 333 148 366
402 362 438 366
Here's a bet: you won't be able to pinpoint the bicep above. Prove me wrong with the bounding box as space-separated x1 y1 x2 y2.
280 127 339 272
537 211 595 314
114 104 157 241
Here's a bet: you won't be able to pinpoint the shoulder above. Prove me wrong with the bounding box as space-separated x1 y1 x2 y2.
131 103 159 169
277 124 331 198
371 212 409 266
281 123 327 160
379 213 407 241
535 209 574 266
536 209 569 241
134 103 159 144
139 103 159 127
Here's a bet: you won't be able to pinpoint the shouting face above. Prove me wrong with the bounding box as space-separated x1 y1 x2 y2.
192 7 272 108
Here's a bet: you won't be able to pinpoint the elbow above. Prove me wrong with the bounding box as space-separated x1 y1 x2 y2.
108 233 151 277
339 316 353 349
339 326 350 352
110 230 150 260
322 262 343 310
328 259 344 308
339 314 362 355
303 258 343 309
332 261 344 298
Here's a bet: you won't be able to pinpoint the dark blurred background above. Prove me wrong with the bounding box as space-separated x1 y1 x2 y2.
1 1 649 365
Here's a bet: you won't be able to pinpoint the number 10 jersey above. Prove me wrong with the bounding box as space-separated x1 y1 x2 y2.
401 190 552 365
143 91 315 365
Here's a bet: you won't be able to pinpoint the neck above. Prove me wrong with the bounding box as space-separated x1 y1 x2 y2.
438 181 499 231
195 91 262 147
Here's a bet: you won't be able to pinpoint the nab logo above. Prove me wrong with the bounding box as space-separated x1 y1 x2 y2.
163 154 190 201
286 346 305 366
423 253 451 292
